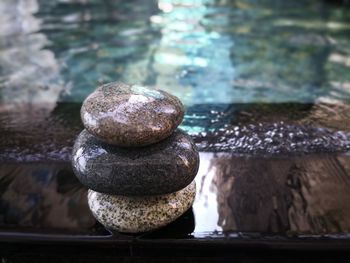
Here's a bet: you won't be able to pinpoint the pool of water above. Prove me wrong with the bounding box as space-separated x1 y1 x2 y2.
1 0 350 155
1 0 350 242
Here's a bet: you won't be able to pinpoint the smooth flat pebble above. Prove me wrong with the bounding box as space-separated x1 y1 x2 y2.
88 180 196 233
81 82 184 147
72 129 199 196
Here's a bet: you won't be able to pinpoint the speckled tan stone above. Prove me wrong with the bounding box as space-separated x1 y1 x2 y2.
88 181 196 233
81 82 184 147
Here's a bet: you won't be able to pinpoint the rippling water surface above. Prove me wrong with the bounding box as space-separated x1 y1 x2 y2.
1 0 350 155
1 0 350 239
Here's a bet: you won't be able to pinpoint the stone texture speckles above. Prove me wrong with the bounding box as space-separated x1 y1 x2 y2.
73 82 198 233
88 181 196 233
81 82 184 147
72 129 199 195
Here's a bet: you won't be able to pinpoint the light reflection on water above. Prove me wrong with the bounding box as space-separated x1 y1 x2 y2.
0 0 63 108
2 0 346 106
193 152 222 233
1 0 350 114
193 152 350 235
149 0 235 105
3 0 349 137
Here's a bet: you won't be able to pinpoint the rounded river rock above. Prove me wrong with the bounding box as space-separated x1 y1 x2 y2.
81 82 184 147
72 129 199 195
88 180 196 233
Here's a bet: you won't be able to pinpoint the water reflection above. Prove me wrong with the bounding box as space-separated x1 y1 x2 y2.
1 153 350 237
146 0 235 106
0 162 195 236
38 0 159 101
0 0 64 108
194 152 350 235
0 163 95 231
32 0 350 106
1 0 350 145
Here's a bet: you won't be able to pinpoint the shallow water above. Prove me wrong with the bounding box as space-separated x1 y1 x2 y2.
1 0 350 239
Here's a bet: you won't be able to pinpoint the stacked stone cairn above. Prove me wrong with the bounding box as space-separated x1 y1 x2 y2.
72 82 199 233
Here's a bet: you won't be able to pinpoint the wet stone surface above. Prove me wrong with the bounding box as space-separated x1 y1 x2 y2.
72 129 199 196
88 180 196 233
81 82 184 147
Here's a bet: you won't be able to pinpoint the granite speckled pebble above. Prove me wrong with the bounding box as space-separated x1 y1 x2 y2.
81 82 184 147
88 180 196 233
72 129 199 196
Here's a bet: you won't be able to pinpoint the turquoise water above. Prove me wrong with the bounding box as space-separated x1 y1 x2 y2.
1 0 350 155
2 0 350 105
53 0 350 104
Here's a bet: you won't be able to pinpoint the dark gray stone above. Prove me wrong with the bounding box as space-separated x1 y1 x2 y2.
71 129 199 196
81 82 184 147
